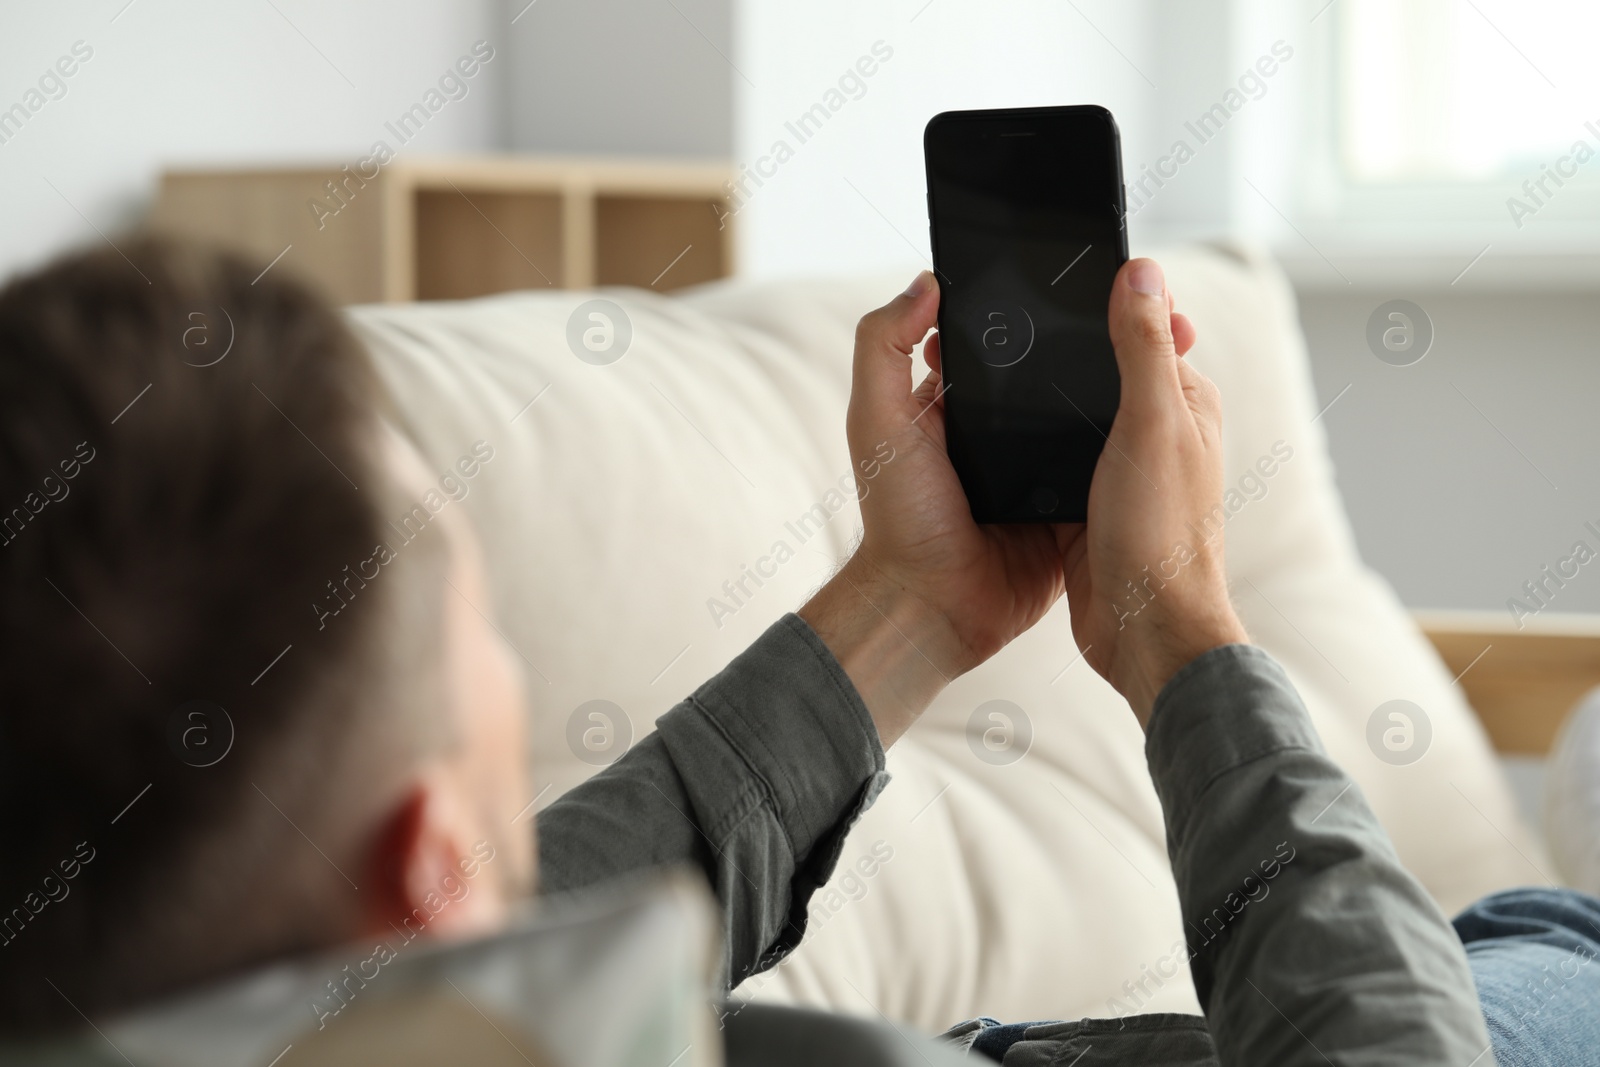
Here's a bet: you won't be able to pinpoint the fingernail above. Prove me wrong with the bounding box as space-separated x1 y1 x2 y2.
1127 261 1164 296
904 270 934 298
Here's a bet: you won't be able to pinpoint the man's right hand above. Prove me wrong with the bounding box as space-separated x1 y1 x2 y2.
800 270 1071 747
1060 258 1250 726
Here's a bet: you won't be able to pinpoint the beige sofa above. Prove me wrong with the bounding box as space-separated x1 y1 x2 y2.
349 243 1541 1030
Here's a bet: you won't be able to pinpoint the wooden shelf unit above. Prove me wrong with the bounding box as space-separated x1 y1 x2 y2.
149 156 735 305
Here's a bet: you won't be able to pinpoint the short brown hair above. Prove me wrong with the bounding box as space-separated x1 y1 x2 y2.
0 239 444 1029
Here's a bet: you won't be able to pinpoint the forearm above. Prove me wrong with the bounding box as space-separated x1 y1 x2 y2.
1148 645 1490 1064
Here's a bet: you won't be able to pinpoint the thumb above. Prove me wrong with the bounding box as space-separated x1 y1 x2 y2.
852 270 940 413
1107 259 1180 414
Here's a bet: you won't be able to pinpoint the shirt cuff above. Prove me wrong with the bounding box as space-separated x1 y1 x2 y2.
656 613 890 869
1144 643 1323 847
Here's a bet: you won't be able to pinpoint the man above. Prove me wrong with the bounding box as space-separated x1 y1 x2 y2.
0 240 1595 1065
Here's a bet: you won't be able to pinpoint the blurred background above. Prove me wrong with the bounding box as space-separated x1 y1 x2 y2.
4 0 1599 617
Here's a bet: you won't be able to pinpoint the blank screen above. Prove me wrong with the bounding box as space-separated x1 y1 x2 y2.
924 106 1126 523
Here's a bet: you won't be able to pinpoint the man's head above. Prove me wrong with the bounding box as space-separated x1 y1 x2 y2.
0 239 533 1030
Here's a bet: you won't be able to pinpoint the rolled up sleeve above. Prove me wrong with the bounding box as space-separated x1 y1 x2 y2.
1146 644 1492 1066
538 614 890 990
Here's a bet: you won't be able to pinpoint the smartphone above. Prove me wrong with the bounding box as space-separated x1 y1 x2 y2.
923 105 1128 523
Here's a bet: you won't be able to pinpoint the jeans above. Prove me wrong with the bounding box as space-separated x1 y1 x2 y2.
1454 887 1600 1066
949 888 1600 1065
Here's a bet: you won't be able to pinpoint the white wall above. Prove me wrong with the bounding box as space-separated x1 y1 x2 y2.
1298 287 1600 616
505 0 732 156
732 0 1160 280
0 0 503 283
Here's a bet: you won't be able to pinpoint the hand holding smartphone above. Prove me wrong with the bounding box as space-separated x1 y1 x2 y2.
923 105 1128 523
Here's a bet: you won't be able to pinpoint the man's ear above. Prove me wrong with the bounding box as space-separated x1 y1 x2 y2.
362 772 507 943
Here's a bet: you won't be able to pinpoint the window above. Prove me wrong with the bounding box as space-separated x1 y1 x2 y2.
1271 0 1600 252
1339 0 1600 186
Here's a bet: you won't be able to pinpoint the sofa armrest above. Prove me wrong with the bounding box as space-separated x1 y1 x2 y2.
1416 609 1600 755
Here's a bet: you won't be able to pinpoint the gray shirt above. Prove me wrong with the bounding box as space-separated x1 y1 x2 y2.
538 615 1493 1066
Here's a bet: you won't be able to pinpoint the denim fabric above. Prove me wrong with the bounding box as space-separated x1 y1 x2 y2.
1456 887 1600 1067
939 1017 1042 1061
967 1020 1039 1061
942 1015 1217 1065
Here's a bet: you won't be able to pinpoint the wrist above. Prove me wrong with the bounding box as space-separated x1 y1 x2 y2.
797 555 962 747
1113 608 1251 728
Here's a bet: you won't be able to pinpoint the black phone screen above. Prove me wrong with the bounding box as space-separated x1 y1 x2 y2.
924 105 1127 523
